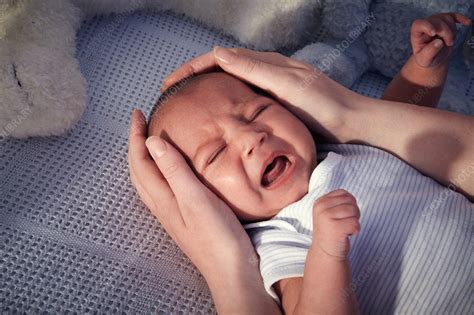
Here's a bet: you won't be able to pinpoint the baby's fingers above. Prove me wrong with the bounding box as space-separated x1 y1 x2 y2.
430 17 455 46
412 19 436 38
414 38 446 67
337 217 361 236
313 189 357 212
326 204 360 220
447 12 471 26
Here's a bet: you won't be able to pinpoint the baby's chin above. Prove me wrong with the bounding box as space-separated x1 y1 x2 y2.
276 175 310 211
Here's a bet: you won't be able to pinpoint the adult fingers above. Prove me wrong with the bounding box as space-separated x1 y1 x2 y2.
145 136 213 214
128 109 156 208
221 47 305 68
211 46 295 93
161 47 305 91
128 110 185 231
161 52 217 92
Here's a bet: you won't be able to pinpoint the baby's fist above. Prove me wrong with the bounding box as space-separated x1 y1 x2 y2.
312 189 361 260
411 13 471 68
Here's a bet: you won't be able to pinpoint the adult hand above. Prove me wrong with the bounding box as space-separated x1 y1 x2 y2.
128 109 281 314
128 109 256 277
161 47 358 142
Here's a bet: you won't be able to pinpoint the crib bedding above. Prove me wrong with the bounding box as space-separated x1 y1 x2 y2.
1 10 472 313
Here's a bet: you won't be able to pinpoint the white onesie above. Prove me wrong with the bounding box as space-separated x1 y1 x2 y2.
244 144 473 314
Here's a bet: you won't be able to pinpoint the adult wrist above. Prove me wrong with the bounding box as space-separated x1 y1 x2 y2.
326 89 369 144
205 261 281 315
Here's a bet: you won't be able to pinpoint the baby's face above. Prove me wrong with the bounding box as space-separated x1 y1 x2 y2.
150 73 317 222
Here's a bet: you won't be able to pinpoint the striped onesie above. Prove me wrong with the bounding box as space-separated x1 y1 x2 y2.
244 144 473 314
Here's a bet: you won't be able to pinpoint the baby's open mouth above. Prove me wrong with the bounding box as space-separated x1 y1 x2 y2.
261 155 290 188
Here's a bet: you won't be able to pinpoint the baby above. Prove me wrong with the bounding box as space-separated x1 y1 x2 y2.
147 13 473 314
147 70 473 312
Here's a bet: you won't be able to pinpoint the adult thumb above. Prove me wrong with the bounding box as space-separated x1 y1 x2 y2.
213 46 283 92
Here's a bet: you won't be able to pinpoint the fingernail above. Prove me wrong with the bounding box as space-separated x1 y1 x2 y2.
146 136 167 158
434 39 443 48
213 46 235 65
160 80 168 92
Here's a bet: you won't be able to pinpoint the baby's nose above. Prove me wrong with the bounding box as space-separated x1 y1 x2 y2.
242 130 266 157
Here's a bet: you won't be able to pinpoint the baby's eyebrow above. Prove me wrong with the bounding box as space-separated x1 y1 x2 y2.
192 97 262 170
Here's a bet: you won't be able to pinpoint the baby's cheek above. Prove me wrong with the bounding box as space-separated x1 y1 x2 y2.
211 173 249 202
280 169 309 207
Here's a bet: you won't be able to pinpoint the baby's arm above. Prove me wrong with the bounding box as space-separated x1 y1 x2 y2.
276 247 357 315
382 13 471 107
275 190 361 314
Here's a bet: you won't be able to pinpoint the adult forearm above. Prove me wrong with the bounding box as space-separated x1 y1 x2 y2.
342 94 474 199
285 70 473 198
382 54 448 107
206 263 282 315
294 245 358 315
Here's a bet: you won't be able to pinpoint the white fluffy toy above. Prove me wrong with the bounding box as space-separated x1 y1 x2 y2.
0 0 472 138
0 0 87 138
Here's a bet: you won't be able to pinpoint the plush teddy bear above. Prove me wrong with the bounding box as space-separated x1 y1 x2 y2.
0 0 87 138
1 0 324 138
0 0 471 138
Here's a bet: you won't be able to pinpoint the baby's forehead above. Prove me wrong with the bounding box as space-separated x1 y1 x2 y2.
169 74 260 117
150 72 279 162
185 72 256 104
171 82 272 154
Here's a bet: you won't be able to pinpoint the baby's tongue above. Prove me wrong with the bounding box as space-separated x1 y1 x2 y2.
263 156 286 186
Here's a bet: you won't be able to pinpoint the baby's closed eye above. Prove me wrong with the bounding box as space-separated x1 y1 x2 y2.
207 104 270 165
249 104 270 121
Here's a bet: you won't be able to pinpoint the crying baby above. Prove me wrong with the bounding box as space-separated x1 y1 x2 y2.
147 71 318 222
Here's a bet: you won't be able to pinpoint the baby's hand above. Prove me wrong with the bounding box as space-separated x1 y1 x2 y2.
411 13 471 68
312 189 361 260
